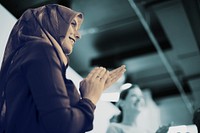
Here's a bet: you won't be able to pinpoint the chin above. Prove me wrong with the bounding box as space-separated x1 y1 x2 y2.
64 49 73 55
66 51 72 55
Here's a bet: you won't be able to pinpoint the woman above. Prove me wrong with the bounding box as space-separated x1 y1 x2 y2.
106 84 148 133
0 4 126 133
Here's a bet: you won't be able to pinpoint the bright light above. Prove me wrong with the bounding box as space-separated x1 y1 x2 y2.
0 4 17 65
168 125 197 133
120 83 132 91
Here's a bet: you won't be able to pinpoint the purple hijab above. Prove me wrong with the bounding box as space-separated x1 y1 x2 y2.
2 4 83 65
0 4 83 129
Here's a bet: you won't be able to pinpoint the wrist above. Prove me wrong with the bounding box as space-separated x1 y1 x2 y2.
83 96 99 105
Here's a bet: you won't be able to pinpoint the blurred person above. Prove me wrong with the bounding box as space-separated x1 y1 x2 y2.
106 84 149 133
155 107 200 133
156 107 200 133
106 84 169 133
0 4 126 133
139 89 161 132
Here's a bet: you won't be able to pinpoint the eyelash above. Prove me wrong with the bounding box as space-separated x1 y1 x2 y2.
71 22 76 27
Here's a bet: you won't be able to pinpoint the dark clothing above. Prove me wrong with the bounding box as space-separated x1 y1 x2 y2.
0 4 94 133
3 40 95 133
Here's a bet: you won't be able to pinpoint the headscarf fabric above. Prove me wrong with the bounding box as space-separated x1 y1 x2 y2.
0 4 83 128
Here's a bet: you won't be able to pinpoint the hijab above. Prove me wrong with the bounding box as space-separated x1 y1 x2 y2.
2 4 83 66
0 4 83 124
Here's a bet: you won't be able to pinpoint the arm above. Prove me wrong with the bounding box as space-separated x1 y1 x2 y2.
21 43 95 133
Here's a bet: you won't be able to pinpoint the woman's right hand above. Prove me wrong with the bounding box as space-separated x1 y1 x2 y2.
79 67 109 104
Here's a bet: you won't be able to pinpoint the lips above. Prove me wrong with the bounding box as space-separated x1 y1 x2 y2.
69 36 75 43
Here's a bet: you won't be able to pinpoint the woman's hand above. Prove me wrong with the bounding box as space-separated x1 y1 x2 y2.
104 65 126 89
79 67 109 104
79 65 126 104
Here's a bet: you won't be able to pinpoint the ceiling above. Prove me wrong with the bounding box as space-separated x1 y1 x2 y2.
1 0 200 104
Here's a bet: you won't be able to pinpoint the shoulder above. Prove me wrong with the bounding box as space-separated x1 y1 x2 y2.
107 123 123 133
21 40 58 60
18 40 62 67
25 40 54 54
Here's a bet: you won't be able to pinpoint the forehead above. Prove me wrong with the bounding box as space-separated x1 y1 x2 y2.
127 87 143 97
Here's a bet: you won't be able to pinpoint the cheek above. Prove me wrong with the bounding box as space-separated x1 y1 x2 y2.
60 30 70 45
62 37 68 45
130 97 138 103
62 36 71 46
140 99 145 106
125 100 135 107
59 36 65 45
59 38 72 54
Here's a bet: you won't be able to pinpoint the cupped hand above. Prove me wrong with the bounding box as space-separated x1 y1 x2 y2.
104 65 126 89
79 67 109 104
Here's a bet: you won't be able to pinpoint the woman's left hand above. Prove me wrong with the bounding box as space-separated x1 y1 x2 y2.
104 65 126 90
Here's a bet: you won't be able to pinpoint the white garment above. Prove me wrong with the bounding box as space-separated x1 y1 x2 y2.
106 123 151 133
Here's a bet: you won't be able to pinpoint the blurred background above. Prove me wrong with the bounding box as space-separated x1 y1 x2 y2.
1 0 200 132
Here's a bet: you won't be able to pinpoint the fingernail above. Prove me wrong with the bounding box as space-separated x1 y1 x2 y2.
100 66 103 69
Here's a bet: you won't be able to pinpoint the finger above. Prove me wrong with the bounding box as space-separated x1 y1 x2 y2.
111 65 125 73
97 67 106 79
109 68 126 79
108 71 124 84
90 67 104 79
87 67 99 79
106 69 125 84
112 65 126 74
106 73 120 85
100 70 109 83
104 78 112 88
109 65 126 76
109 66 123 74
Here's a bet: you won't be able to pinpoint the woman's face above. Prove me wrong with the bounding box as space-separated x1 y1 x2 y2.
122 87 145 113
61 16 81 55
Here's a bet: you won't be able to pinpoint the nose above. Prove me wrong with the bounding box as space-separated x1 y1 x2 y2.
75 30 81 39
136 96 142 102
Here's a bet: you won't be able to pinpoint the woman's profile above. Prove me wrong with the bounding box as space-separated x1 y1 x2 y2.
0 4 126 133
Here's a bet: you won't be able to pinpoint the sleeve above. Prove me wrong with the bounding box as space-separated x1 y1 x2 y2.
21 43 95 133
